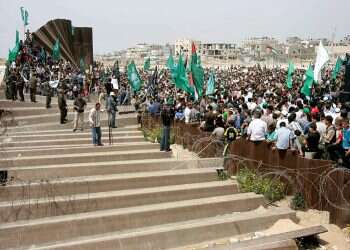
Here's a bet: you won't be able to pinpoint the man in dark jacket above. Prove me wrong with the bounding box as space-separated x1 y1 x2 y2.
58 89 68 124
160 101 174 152
73 93 87 131
29 73 38 102
107 92 118 128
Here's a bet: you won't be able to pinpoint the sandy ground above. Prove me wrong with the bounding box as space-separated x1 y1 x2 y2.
167 144 350 249
276 197 350 250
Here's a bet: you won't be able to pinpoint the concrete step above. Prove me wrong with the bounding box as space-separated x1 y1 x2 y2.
19 207 296 250
5 107 58 117
2 142 156 158
3 125 139 136
5 114 137 132
4 130 143 142
0 193 267 249
0 181 238 222
0 100 59 109
0 168 217 201
7 158 222 181
1 149 170 168
1 135 144 147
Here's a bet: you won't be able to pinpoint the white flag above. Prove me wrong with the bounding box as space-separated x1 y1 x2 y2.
314 40 329 83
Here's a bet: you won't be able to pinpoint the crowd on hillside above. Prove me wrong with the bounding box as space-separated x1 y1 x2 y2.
3 31 350 166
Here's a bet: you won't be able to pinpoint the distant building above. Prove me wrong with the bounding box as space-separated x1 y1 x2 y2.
242 37 281 59
175 39 201 56
200 43 238 60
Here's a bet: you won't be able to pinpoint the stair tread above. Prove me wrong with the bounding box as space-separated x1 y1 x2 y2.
0 180 236 207
6 167 215 186
4 130 142 138
1 141 153 152
7 157 179 171
2 148 162 161
28 207 295 250
0 193 264 230
4 125 139 135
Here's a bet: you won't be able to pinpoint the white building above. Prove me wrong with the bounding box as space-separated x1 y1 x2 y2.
175 39 201 56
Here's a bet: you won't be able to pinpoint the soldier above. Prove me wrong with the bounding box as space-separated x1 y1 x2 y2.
107 92 118 128
8 69 17 101
17 69 25 102
44 81 52 109
58 88 68 124
29 72 38 102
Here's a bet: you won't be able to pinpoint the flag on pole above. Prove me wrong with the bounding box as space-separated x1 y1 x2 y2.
332 57 343 80
206 71 215 96
113 60 120 82
175 53 194 96
190 42 204 97
314 40 329 83
20 7 29 26
80 58 85 72
286 61 295 89
147 66 158 97
143 57 151 71
8 30 20 62
15 30 20 45
167 54 175 69
301 65 314 97
166 54 177 82
52 39 61 61
127 61 142 92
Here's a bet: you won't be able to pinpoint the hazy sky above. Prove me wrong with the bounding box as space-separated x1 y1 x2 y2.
0 0 349 57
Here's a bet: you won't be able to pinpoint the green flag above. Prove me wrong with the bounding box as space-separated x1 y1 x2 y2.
190 42 204 97
15 30 20 45
167 54 175 69
127 61 142 92
8 30 20 62
206 71 215 96
143 57 151 71
52 39 60 61
24 10 29 26
301 65 314 97
286 61 295 89
113 60 120 81
166 54 177 82
80 58 85 72
175 54 194 96
332 57 343 80
20 7 29 26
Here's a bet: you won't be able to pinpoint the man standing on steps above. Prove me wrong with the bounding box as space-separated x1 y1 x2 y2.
89 103 104 146
73 93 87 132
107 92 118 128
29 72 38 103
160 100 174 152
58 88 68 124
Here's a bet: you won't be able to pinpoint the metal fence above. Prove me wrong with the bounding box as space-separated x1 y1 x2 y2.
141 113 350 227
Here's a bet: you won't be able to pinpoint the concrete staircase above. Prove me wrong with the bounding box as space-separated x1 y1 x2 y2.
0 94 326 249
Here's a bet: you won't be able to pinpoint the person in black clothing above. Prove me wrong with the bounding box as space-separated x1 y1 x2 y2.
203 105 216 132
160 101 174 152
58 89 68 124
302 122 320 158
8 70 17 101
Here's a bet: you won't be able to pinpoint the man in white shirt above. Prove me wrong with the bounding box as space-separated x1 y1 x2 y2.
184 102 193 124
274 122 292 150
247 110 267 142
89 103 103 146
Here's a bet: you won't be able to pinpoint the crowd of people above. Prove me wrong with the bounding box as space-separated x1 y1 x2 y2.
137 63 350 167
3 31 350 166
